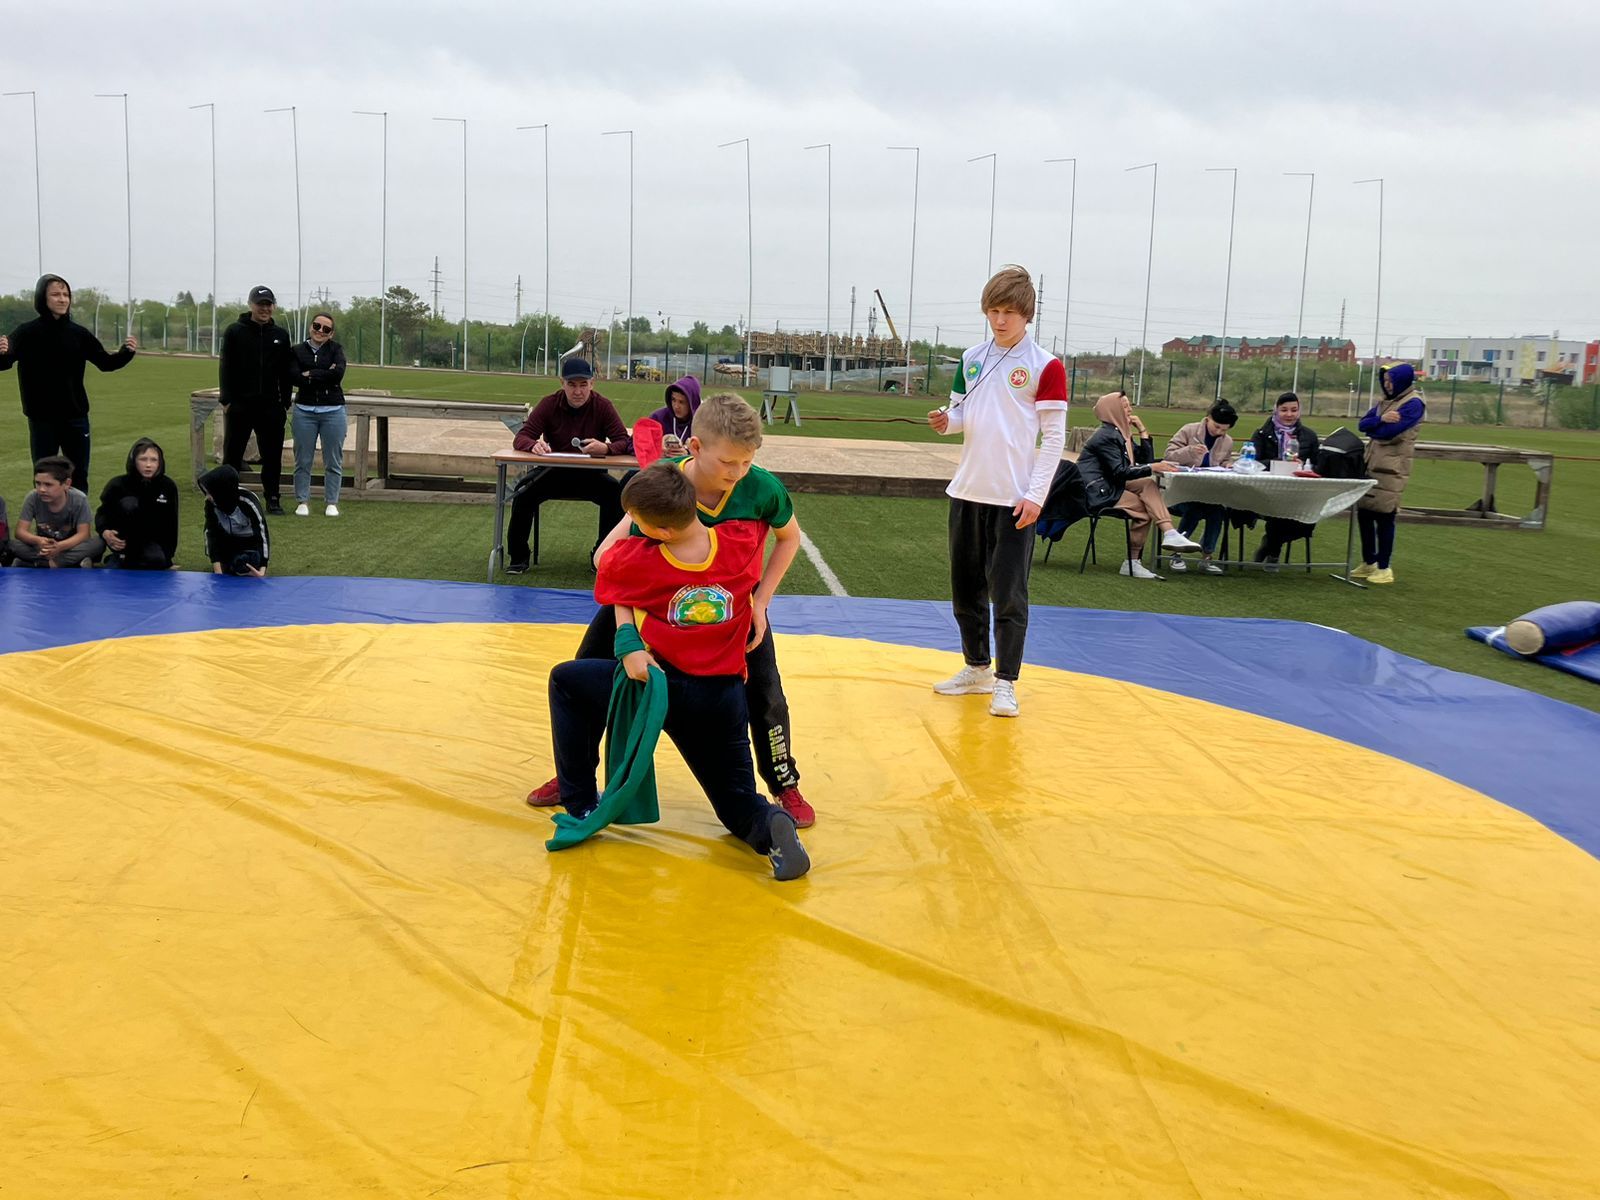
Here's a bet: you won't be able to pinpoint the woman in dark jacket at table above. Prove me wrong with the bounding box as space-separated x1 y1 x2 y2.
1247 391 1322 566
1076 391 1197 579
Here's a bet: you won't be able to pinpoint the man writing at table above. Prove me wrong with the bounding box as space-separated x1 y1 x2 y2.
506 358 631 572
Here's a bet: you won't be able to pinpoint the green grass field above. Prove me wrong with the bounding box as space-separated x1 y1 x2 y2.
4 353 1598 714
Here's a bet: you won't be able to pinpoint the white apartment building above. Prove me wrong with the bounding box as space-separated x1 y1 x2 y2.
1424 335 1593 384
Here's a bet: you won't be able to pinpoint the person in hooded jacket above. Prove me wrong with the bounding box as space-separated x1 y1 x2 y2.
219 285 295 515
197 464 270 577
0 273 138 496
647 375 702 454
1351 363 1426 586
96 437 180 569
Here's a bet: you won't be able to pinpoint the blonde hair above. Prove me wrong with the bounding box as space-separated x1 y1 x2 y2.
980 265 1036 320
692 393 764 449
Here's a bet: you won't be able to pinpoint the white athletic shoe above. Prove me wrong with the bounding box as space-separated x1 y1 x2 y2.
1119 558 1160 580
325 504 340 517
1169 554 1188 573
933 663 996 695
1160 529 1202 552
989 679 1019 717
294 503 310 517
1201 557 1224 575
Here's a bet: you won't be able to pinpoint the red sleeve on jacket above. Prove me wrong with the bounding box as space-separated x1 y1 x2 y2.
1035 357 1068 403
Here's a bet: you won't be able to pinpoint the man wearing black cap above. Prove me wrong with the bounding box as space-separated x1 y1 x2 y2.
218 285 295 514
505 358 631 572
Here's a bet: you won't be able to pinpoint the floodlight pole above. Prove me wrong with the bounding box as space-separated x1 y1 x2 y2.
804 142 833 389
1045 157 1077 365
96 92 133 323
265 105 303 338
603 130 636 379
189 102 219 355
1126 162 1158 405
1206 166 1237 402
968 151 996 275
1355 177 1384 406
518 123 551 374
356 110 389 365
4 91 43 273
1286 172 1316 393
719 137 752 385
434 117 468 369
889 146 920 393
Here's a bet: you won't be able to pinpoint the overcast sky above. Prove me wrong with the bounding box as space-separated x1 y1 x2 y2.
3 0 1597 356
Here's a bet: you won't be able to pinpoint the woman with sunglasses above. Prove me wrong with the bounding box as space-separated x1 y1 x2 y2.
290 312 348 517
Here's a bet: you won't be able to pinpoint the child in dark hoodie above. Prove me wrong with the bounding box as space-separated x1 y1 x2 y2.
647 376 702 454
197 465 270 577
96 438 180 569
0 274 138 496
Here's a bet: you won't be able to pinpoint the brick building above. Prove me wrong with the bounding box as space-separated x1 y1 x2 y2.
1162 335 1356 363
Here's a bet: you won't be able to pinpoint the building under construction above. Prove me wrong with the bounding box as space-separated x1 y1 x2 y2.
746 330 905 372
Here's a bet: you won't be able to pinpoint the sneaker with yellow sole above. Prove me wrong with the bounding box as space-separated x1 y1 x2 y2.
1349 561 1377 580
1366 567 1395 585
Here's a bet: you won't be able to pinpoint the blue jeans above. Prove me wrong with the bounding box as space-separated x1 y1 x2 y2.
292 406 347 504
1173 502 1225 555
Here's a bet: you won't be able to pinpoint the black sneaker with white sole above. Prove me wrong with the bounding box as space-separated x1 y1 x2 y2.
505 561 530 575
765 808 811 881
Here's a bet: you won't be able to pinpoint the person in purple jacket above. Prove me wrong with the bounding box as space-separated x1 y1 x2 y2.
647 375 702 455
1352 363 1426 585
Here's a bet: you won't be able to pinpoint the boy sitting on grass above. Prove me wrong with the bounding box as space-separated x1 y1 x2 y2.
529 393 814 828
7 455 103 568
543 463 811 881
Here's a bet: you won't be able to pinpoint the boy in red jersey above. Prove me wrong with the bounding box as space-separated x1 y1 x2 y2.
544 463 811 881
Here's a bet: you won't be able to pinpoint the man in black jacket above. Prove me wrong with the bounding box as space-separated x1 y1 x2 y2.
0 273 138 496
219 285 294 514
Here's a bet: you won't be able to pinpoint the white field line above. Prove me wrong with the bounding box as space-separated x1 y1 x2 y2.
798 528 848 597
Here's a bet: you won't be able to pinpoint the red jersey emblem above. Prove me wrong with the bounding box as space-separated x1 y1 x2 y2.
1008 367 1031 389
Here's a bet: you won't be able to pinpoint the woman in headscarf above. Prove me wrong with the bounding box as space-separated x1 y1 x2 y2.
197 464 270 577
0 273 138 496
1352 363 1426 585
1075 391 1196 579
1247 391 1322 566
96 437 179 569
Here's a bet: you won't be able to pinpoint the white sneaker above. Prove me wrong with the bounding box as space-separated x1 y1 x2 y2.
1201 557 1224 575
1161 529 1202 552
1119 558 1159 580
989 679 1019 717
324 504 340 517
1169 554 1188 573
933 663 996 695
294 503 310 517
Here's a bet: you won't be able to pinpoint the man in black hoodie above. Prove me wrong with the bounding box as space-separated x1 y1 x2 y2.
219 285 294 514
0 273 138 497
96 437 180 569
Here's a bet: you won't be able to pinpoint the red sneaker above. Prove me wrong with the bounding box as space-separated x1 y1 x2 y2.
776 787 815 829
525 777 562 808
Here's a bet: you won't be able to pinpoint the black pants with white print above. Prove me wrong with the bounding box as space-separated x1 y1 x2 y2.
948 497 1035 683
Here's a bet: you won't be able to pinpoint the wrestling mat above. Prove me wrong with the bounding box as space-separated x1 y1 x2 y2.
2 571 1597 1199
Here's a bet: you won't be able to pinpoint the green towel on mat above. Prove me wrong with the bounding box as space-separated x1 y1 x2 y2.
546 658 668 851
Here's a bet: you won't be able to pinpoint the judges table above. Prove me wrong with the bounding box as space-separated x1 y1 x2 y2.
488 449 639 582
1161 469 1377 582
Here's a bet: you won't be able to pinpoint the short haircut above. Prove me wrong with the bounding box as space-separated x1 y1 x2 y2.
34 454 73 483
1276 391 1300 408
1208 399 1238 427
980 265 1036 320
622 462 697 529
312 310 335 328
693 393 763 448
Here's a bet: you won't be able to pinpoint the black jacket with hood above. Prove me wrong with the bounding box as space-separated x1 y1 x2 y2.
220 312 294 407
95 437 180 564
198 464 270 571
0 274 136 420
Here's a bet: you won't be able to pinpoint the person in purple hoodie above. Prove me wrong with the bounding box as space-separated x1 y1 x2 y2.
1351 362 1426 585
647 376 702 455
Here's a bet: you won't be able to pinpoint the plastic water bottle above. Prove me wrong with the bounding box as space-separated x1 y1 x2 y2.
1235 442 1261 473
1286 435 1300 464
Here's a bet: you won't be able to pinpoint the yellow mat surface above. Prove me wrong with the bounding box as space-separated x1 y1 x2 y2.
3 622 1598 1198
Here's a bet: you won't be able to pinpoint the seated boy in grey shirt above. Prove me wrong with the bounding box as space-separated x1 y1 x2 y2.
7 455 104 568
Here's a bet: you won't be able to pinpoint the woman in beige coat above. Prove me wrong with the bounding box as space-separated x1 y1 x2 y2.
1162 399 1238 573
1353 363 1425 585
